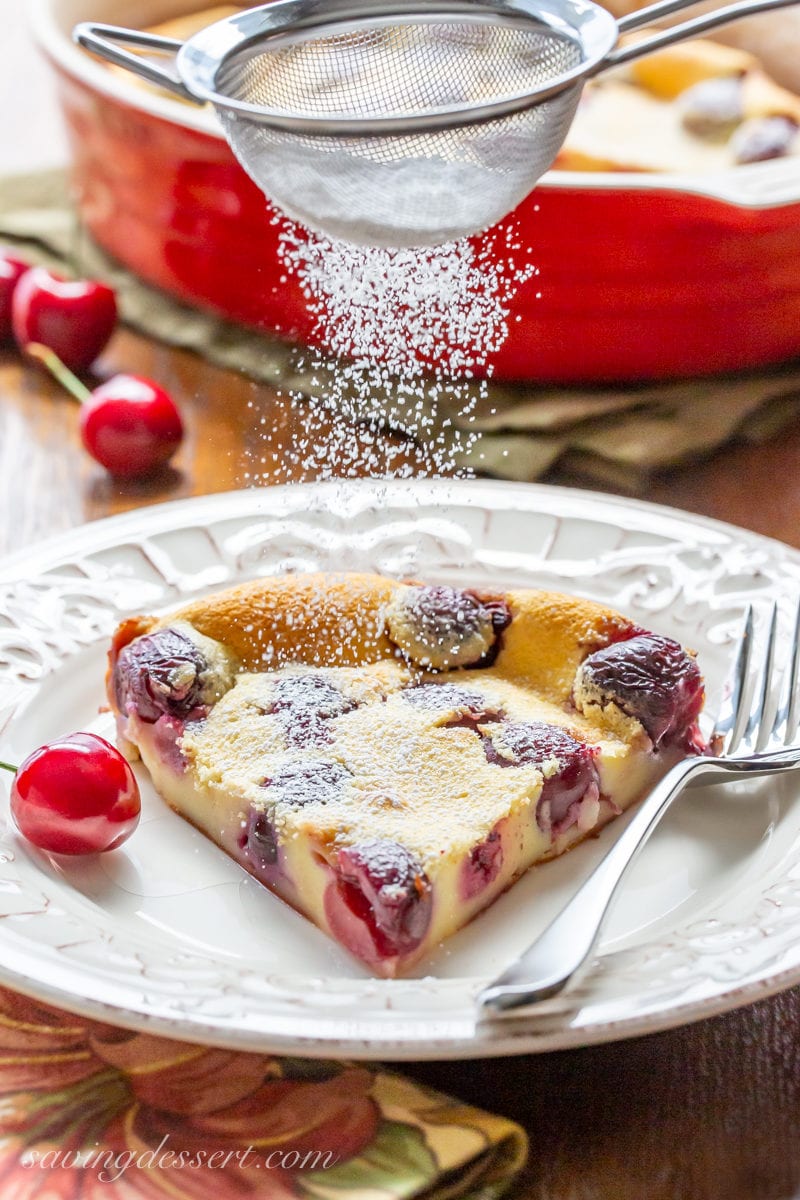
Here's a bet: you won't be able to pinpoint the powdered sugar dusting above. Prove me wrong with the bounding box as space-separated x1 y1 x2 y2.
242 219 536 483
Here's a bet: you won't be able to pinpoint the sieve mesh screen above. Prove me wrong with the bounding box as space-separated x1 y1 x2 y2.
209 14 585 245
217 19 583 118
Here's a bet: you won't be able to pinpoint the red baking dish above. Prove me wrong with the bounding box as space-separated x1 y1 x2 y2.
31 0 800 384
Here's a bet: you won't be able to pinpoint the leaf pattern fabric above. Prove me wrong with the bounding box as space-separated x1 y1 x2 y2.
0 986 527 1200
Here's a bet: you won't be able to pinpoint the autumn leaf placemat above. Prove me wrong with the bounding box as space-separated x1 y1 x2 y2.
0 984 526 1199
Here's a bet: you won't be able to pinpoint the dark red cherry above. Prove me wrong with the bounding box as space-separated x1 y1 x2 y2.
575 633 704 749
335 840 432 958
113 627 208 724
269 675 356 746
462 827 504 900
485 721 600 835
260 760 351 808
386 585 507 670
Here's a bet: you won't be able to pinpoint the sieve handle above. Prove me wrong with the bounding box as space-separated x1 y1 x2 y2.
615 0 727 34
73 23 200 104
598 0 800 71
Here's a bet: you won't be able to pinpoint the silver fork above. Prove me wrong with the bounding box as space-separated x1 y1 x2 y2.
478 598 800 1016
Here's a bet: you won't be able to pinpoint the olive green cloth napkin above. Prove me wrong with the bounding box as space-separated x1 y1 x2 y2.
3 169 800 489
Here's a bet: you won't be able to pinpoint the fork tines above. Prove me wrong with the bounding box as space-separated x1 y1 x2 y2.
724 597 800 758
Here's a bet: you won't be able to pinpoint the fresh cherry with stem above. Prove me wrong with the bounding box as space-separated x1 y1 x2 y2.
28 342 184 478
12 266 117 372
0 733 140 855
0 249 30 341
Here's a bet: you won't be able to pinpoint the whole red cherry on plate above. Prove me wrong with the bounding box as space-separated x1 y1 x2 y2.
28 343 184 477
0 248 30 342
1 732 141 855
12 267 117 372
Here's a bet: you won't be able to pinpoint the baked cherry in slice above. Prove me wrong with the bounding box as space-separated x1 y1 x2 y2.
113 627 209 724
402 682 488 710
573 632 704 750
462 826 504 900
402 682 505 738
2 733 140 855
239 809 280 874
385 585 510 670
260 759 352 808
485 721 600 835
268 674 356 746
732 115 798 164
241 762 351 878
326 840 432 963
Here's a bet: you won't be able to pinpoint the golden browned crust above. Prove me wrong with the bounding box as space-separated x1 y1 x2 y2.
109 571 634 701
153 572 400 669
554 32 800 175
500 590 633 698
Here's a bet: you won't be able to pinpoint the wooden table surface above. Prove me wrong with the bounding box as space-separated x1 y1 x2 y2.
6 12 800 1200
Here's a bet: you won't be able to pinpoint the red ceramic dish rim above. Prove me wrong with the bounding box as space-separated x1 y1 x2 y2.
32 0 800 211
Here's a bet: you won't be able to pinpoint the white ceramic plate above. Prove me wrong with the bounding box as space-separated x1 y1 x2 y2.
1 479 799 1060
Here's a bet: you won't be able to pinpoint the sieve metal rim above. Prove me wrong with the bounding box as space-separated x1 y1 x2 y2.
174 0 618 136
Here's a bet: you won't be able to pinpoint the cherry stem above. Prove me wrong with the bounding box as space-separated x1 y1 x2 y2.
0 759 18 775
26 342 92 405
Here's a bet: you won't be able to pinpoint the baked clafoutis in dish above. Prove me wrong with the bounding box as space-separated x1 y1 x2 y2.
107 573 706 977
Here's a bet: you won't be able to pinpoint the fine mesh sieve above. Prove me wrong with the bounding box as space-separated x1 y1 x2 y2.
212 18 586 245
75 0 800 248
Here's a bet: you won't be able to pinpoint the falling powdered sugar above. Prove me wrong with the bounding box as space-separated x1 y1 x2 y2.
242 219 537 483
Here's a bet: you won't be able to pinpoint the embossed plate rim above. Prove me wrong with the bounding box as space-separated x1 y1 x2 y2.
1 478 800 1060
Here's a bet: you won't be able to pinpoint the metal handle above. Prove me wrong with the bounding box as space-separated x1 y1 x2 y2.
616 0 740 34
73 23 200 104
478 748 800 1015
599 0 800 74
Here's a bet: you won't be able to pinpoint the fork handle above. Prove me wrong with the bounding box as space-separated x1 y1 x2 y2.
478 755 710 1014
